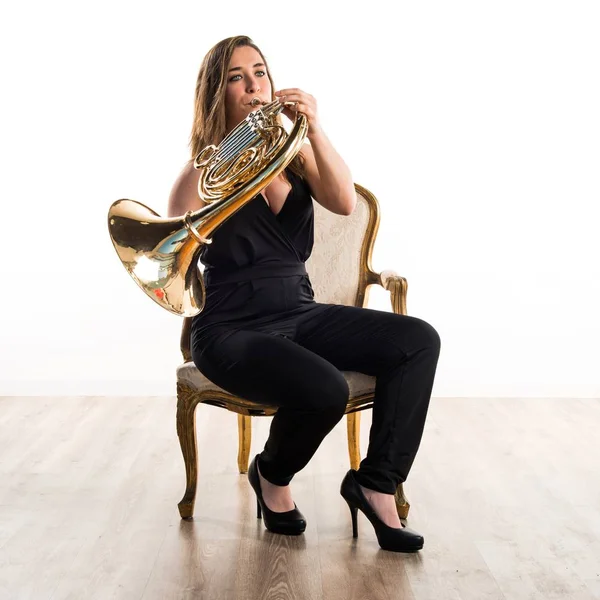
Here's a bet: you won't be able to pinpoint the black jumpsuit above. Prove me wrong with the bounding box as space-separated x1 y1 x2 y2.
190 168 441 494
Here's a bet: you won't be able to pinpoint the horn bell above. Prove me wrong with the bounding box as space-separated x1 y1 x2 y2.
108 199 206 316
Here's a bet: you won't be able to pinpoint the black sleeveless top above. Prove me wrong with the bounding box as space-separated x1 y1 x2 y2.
191 168 316 338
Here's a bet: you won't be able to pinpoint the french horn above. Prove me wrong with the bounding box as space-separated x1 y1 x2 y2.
107 99 308 317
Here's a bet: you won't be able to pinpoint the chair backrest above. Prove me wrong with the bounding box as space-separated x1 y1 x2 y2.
306 184 380 307
180 184 381 361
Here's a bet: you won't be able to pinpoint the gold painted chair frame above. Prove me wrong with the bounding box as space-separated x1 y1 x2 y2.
176 183 411 521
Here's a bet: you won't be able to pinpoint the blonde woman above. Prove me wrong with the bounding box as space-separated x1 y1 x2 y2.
168 36 441 553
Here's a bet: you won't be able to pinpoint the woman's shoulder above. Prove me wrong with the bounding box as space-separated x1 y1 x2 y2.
167 159 204 217
174 159 200 186
287 152 314 200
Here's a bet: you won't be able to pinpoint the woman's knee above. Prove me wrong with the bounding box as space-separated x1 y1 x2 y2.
302 368 349 417
384 315 441 358
414 318 441 355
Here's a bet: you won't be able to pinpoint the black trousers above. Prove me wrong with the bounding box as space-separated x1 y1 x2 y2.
192 292 441 495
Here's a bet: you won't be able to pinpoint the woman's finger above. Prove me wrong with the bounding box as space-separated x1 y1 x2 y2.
275 88 302 98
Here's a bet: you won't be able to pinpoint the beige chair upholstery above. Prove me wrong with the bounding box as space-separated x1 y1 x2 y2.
176 184 411 520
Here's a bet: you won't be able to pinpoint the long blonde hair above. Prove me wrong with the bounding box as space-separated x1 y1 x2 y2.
188 35 305 180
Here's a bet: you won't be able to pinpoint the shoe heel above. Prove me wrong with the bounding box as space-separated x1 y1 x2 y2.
345 500 359 538
257 498 262 519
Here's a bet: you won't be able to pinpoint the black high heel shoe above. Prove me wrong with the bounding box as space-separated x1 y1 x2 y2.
248 455 306 535
340 469 424 552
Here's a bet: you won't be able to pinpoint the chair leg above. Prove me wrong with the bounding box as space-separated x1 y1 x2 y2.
395 483 411 519
237 414 252 474
346 412 361 471
176 384 199 519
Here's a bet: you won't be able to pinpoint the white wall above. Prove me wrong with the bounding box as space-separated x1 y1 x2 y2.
1 0 598 397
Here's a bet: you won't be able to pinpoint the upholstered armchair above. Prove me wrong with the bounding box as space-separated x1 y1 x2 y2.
176 183 411 520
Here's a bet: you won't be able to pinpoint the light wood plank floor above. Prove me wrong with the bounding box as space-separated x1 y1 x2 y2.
0 396 599 600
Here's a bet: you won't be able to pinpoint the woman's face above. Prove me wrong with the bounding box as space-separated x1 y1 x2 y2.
224 45 272 132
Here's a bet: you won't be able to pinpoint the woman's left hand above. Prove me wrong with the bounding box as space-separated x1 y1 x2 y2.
275 88 321 137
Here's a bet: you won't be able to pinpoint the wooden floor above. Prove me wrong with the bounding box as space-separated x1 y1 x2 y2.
0 396 599 600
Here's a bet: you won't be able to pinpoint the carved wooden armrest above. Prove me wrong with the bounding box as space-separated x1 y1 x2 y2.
371 269 408 316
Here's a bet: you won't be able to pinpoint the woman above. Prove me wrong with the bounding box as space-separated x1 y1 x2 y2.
168 36 441 553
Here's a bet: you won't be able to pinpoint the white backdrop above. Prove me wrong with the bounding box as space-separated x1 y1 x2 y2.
1 0 598 397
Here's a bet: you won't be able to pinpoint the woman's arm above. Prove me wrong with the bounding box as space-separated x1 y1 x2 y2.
300 129 356 216
276 88 356 216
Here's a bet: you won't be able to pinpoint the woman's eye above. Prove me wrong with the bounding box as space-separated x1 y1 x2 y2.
229 70 266 83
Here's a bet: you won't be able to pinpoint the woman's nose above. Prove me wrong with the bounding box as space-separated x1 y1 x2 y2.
246 77 260 94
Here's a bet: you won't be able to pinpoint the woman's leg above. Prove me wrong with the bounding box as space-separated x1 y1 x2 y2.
192 327 349 489
295 305 441 494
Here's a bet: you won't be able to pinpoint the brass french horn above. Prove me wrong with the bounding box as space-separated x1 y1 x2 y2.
107 99 308 317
